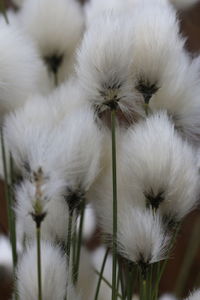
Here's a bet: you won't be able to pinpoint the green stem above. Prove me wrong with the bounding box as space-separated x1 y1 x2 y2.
74 200 85 284
111 108 118 300
94 248 110 300
94 270 123 299
36 225 42 300
153 224 180 299
66 211 73 265
175 218 200 297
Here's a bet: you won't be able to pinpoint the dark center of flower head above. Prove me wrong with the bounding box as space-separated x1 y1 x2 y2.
100 82 122 110
145 188 165 211
44 54 64 76
138 253 150 280
136 80 159 104
65 186 85 215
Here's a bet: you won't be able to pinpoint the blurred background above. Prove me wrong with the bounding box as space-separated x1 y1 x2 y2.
1 0 200 299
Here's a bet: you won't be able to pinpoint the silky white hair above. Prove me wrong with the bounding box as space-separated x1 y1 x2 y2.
76 13 142 119
20 0 84 85
15 179 69 246
0 23 49 117
185 290 200 300
117 206 169 264
120 111 200 221
17 241 69 300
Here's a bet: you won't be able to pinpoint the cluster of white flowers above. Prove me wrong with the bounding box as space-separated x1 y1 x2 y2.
0 0 200 299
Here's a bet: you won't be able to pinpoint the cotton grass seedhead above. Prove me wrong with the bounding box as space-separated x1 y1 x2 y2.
128 0 187 110
0 23 49 118
76 14 141 120
17 241 69 300
51 107 103 210
117 206 169 268
4 97 56 174
20 0 84 85
120 111 200 222
15 179 69 245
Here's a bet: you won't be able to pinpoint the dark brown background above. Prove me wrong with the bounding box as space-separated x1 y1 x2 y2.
1 0 200 299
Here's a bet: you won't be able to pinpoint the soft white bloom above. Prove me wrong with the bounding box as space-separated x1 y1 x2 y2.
17 241 72 300
117 206 169 265
122 0 200 143
170 0 199 9
185 290 200 300
85 0 136 27
120 111 200 221
160 294 177 300
15 179 69 245
54 107 103 196
76 14 141 119
20 0 84 85
0 23 49 117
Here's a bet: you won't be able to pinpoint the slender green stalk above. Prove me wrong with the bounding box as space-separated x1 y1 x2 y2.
94 270 123 300
36 225 42 300
153 224 180 299
94 248 110 300
111 108 118 300
142 280 147 300
127 264 134 300
74 200 85 284
66 211 74 265
175 218 200 297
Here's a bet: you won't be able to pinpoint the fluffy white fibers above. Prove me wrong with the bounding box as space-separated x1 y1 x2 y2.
15 179 69 245
170 0 199 9
4 96 57 174
124 0 200 144
76 14 141 119
116 206 169 264
120 111 200 221
20 0 84 84
52 107 103 196
17 241 69 300
185 290 200 300
85 0 137 27
0 23 49 117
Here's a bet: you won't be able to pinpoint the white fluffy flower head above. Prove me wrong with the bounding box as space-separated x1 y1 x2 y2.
77 14 140 118
17 241 70 300
20 0 84 84
120 111 200 221
117 206 169 265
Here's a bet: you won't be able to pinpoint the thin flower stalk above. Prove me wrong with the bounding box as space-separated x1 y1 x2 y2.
111 108 118 300
94 247 110 300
